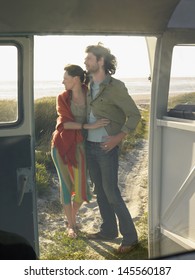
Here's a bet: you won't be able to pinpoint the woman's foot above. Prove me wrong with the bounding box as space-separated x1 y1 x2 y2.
65 221 81 232
67 227 77 239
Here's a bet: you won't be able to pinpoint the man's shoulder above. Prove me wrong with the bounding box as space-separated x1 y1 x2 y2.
109 76 125 87
108 77 127 94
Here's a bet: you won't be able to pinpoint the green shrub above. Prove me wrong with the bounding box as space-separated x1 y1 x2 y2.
168 92 195 109
120 107 150 155
34 97 57 151
0 99 17 122
35 150 54 171
36 162 51 196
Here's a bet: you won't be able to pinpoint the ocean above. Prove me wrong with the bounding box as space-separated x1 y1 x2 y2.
0 77 195 100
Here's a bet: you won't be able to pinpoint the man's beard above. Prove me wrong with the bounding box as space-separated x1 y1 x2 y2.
86 64 100 75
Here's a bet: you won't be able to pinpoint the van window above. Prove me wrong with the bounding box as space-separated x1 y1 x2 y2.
0 45 18 124
168 46 195 118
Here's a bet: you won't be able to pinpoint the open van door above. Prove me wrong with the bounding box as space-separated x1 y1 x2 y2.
148 29 195 258
0 36 38 254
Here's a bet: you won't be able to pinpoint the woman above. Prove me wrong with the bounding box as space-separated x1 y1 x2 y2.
51 64 109 238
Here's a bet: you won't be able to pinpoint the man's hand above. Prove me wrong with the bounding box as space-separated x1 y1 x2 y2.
101 132 126 152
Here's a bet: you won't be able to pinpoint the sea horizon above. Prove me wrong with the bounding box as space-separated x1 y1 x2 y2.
0 77 195 100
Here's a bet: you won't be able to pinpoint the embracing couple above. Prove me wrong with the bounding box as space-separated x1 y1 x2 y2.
51 43 141 254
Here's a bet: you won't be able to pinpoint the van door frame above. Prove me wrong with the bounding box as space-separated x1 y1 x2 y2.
0 36 38 255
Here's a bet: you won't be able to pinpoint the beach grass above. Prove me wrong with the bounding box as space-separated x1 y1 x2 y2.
34 97 57 152
0 99 17 122
39 212 148 260
168 92 195 109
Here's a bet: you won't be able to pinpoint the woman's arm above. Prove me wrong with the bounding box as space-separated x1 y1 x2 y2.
63 119 110 130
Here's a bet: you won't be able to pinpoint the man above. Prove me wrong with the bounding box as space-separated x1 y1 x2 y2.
84 43 141 253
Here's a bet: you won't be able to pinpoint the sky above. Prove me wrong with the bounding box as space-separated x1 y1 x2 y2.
0 36 150 81
0 35 195 81
33 35 151 81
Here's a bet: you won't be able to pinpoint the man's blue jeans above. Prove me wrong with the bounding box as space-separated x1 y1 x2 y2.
86 141 138 245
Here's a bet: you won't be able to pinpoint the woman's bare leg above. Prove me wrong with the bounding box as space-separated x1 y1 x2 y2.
72 201 83 229
63 204 77 238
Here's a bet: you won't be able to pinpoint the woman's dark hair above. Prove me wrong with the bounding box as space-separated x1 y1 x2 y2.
64 64 88 84
85 42 117 75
